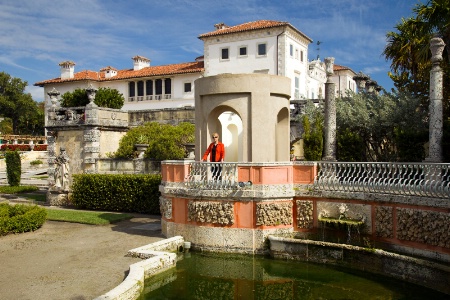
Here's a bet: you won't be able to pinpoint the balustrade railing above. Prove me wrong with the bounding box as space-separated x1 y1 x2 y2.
314 162 450 199
185 162 238 190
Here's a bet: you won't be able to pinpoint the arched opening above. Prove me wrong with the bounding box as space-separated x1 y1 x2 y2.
276 107 289 161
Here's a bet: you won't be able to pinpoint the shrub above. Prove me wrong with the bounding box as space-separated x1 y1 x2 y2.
71 174 162 214
0 185 39 194
0 203 47 235
302 114 323 161
1 144 31 151
5 150 21 186
33 144 48 151
60 87 124 109
114 122 195 160
30 159 43 166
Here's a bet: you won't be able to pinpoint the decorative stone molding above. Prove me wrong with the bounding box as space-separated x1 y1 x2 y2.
84 130 100 142
187 201 234 225
83 146 100 153
159 196 172 219
396 208 450 248
375 206 393 238
256 202 293 226
296 200 313 229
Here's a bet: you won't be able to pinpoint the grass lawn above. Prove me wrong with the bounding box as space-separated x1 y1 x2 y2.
46 209 133 225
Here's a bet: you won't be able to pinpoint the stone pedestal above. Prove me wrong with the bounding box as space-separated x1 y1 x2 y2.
46 189 71 206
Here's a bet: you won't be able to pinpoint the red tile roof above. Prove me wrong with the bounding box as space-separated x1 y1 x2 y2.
199 20 312 42
35 61 204 86
333 64 356 74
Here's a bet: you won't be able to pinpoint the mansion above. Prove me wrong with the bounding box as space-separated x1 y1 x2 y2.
35 20 359 113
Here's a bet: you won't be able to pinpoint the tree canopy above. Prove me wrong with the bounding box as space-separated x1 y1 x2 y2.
0 72 44 135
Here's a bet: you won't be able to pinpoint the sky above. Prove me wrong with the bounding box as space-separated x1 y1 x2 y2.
0 0 423 102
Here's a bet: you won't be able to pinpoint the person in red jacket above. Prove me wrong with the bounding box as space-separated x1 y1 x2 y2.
202 132 225 180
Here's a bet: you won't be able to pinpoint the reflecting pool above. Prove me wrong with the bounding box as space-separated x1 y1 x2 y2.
141 252 448 300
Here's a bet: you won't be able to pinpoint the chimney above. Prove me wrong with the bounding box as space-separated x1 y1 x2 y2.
59 61 75 79
100 66 118 79
214 23 229 30
132 55 150 71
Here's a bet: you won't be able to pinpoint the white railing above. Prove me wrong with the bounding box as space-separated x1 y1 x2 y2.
164 94 172 99
146 95 153 100
314 162 450 199
137 96 144 101
185 162 239 190
155 95 161 100
128 97 135 102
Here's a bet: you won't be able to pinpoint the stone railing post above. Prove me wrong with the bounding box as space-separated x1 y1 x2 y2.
322 57 336 161
425 36 445 162
46 134 56 187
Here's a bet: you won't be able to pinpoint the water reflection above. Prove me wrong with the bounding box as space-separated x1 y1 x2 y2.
142 252 447 300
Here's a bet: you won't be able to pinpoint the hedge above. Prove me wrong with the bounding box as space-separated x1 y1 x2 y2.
1 144 48 151
0 203 47 235
71 174 162 214
5 150 21 186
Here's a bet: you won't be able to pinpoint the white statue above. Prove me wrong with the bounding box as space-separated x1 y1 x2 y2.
54 147 70 191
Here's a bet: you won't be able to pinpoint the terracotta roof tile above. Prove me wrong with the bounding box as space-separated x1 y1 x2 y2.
35 61 204 86
199 20 312 42
333 64 356 74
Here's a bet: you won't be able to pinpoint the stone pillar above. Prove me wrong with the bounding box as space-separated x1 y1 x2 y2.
47 88 60 121
46 133 56 187
83 86 99 173
322 57 336 161
425 36 445 162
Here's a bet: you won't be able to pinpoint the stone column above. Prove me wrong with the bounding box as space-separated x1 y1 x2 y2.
84 85 100 173
322 57 336 161
425 36 445 162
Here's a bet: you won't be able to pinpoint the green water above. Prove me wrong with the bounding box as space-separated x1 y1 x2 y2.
141 252 448 300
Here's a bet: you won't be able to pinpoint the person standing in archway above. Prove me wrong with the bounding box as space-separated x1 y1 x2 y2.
202 132 225 180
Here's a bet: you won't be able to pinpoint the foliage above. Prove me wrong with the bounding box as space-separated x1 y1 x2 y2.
0 117 13 135
30 159 43 165
114 122 195 160
5 150 21 186
60 87 125 109
46 209 132 225
0 185 39 194
0 203 47 235
336 91 428 162
383 0 450 117
300 100 323 161
71 174 162 214
443 119 450 162
0 72 44 135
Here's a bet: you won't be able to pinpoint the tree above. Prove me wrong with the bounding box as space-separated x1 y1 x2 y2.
5 150 21 186
60 87 124 109
114 122 195 160
299 100 324 161
0 72 44 135
336 91 428 162
383 0 450 116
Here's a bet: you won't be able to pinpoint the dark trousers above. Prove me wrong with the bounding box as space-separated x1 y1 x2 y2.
211 164 222 180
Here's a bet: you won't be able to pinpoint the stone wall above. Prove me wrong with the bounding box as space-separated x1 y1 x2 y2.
128 107 195 127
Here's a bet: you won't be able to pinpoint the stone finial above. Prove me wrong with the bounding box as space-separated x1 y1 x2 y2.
324 57 335 77
86 83 97 105
430 35 445 63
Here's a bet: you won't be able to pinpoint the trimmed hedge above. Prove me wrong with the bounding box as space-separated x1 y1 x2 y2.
71 174 162 214
0 203 47 235
5 150 21 186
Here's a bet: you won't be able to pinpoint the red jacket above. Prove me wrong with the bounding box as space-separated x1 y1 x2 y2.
202 142 225 162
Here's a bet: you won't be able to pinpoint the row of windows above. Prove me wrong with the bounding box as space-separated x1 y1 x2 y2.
289 44 304 62
128 79 192 100
221 43 267 60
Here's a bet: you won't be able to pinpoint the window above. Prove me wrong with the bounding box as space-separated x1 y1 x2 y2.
137 81 144 97
294 76 300 99
155 79 162 95
146 80 153 95
295 49 299 60
257 43 267 56
129 82 135 97
184 82 192 93
239 46 247 56
301 51 304 62
165 78 171 95
289 44 293 57
221 47 229 60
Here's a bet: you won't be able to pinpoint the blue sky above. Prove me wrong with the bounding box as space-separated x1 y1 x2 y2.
0 0 422 102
